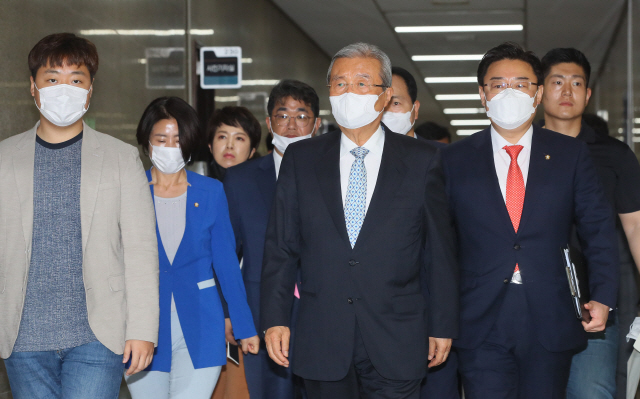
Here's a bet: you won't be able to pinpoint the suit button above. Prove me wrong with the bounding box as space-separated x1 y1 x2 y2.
513 244 520 250
503 278 510 284
347 298 353 304
349 259 357 267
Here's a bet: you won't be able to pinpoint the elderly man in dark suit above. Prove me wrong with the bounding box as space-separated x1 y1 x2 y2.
260 42 459 399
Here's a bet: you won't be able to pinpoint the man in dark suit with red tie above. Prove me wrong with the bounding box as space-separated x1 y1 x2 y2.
441 42 618 398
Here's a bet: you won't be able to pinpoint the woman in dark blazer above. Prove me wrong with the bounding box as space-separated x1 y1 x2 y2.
125 97 259 399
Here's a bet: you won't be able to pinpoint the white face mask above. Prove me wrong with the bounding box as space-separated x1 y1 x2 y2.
270 123 314 155
34 83 90 127
330 91 384 129
485 88 538 130
381 104 415 135
150 143 186 175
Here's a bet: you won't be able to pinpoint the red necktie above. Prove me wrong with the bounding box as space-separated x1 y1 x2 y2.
504 145 525 274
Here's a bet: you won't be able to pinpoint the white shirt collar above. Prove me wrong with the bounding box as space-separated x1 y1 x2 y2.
340 124 385 158
273 150 283 179
490 124 533 155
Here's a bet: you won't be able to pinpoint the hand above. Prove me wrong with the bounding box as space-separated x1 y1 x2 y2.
428 337 452 368
123 340 155 376
264 326 291 367
582 300 610 332
239 335 260 355
225 318 237 345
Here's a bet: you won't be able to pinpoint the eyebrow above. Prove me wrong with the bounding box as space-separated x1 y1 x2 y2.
489 76 530 80
276 107 310 113
43 69 87 76
549 74 585 79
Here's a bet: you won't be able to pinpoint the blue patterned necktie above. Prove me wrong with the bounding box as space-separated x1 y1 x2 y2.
344 147 369 248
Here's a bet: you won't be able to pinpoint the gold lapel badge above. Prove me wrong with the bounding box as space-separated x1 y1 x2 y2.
545 155 550 160
194 202 199 207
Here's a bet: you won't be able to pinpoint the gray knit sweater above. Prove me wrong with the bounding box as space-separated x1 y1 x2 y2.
13 133 96 352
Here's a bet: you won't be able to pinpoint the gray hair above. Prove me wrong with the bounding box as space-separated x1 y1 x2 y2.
326 42 392 88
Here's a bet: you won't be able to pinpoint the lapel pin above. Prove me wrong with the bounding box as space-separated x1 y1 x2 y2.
545 155 550 160
194 202 199 207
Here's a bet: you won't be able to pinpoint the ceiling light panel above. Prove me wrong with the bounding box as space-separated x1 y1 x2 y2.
450 119 491 126
412 54 484 61
425 77 478 83
435 94 481 100
396 25 523 33
444 108 486 114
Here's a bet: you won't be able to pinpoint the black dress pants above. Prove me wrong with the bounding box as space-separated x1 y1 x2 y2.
304 321 422 399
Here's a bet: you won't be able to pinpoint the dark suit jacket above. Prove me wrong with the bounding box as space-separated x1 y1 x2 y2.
261 126 459 381
223 154 277 330
441 125 618 352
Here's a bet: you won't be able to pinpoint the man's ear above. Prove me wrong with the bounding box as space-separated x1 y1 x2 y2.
265 117 273 136
413 100 421 122
478 86 487 109
585 87 592 107
535 85 544 107
313 118 322 137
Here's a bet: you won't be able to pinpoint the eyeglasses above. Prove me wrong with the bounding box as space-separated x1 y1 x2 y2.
327 80 388 95
271 113 315 127
483 78 539 95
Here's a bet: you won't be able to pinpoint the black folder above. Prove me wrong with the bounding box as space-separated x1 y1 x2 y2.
561 245 591 323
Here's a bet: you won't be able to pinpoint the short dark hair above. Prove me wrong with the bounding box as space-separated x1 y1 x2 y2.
207 106 262 151
415 122 451 142
477 42 543 87
136 97 200 164
28 33 99 80
391 66 418 103
267 79 320 118
541 48 591 87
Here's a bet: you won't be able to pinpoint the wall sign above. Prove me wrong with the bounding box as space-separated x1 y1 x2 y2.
200 46 242 89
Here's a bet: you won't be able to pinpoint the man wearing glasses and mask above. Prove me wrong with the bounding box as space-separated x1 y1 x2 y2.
440 42 618 398
223 79 321 399
260 42 458 399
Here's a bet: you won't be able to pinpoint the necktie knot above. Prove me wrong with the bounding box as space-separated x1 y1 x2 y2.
350 147 369 159
503 145 524 161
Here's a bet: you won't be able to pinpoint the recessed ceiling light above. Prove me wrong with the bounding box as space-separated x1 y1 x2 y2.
444 108 486 114
215 96 240 102
425 77 478 83
79 29 214 36
450 119 491 126
241 79 280 86
456 129 481 136
412 54 483 61
396 25 523 33
435 94 481 101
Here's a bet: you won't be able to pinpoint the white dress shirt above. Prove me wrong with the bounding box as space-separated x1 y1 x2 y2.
273 150 283 179
490 125 533 203
340 125 385 214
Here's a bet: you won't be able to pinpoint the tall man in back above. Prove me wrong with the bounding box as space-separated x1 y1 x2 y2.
260 42 458 399
541 47 640 399
0 33 159 399
223 79 321 399
441 42 618 398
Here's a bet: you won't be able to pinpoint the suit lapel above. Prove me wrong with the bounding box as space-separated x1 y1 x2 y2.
519 127 551 231
354 130 408 249
13 124 38 249
80 124 104 253
473 129 517 236
315 132 351 247
256 154 276 207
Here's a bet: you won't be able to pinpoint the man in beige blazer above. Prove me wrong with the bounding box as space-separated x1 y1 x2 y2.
0 33 159 399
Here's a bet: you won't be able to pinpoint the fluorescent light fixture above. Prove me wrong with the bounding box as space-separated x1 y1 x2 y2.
450 119 491 126
241 58 253 64
137 58 147 64
241 79 280 86
435 94 481 101
215 96 240 102
444 108 485 114
635 128 640 134
319 110 332 116
425 77 477 83
412 54 483 61
635 118 640 124
79 29 214 36
456 129 481 136
396 24 523 33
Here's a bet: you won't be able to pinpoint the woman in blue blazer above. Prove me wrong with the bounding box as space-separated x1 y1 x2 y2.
125 97 259 399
